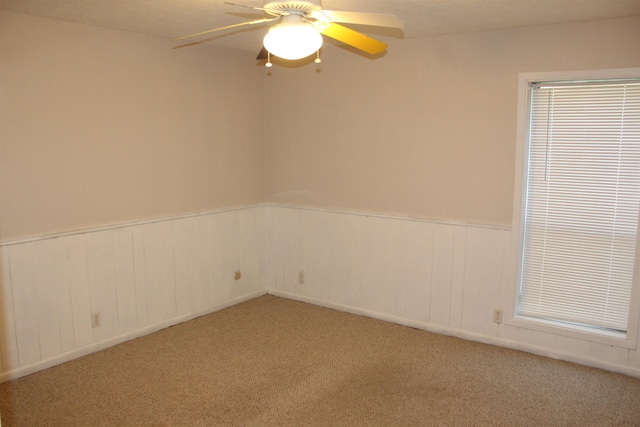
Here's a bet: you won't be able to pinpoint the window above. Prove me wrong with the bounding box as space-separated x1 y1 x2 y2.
511 70 640 347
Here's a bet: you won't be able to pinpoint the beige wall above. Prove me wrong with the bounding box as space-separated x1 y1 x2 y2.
265 17 640 227
0 12 265 241
2 12 639 241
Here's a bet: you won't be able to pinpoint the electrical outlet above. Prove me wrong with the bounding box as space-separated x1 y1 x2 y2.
92 312 101 328
298 270 305 284
493 308 504 324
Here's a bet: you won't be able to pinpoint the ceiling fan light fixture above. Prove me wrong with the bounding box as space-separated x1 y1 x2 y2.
263 21 323 60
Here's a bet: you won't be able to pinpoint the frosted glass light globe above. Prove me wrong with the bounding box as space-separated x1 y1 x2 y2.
263 22 323 60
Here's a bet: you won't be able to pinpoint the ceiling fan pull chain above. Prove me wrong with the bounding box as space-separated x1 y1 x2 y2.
266 51 273 68
315 50 321 63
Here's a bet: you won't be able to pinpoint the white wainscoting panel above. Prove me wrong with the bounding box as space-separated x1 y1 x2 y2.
0 206 266 381
2 204 639 380
265 205 640 378
0 247 19 371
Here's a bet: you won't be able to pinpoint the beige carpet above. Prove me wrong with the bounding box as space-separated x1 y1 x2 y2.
1 295 639 426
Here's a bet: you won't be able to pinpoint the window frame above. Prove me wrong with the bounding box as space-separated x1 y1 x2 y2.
507 68 640 350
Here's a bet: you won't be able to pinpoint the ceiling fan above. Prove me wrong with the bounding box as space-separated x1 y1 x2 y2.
173 1 404 65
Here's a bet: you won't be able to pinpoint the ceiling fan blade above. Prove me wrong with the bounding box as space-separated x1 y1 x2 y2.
256 47 268 60
224 2 289 17
224 2 269 12
172 17 278 42
311 10 404 29
319 22 388 55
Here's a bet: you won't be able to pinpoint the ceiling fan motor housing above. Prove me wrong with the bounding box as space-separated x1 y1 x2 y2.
263 1 322 17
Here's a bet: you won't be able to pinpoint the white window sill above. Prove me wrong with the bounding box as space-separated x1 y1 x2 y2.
506 314 636 350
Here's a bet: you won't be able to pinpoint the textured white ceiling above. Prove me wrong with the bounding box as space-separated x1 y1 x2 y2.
2 0 640 53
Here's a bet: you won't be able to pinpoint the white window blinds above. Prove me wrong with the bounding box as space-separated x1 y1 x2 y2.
519 79 640 332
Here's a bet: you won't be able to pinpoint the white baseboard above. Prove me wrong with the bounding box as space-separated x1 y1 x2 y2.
266 288 640 379
0 290 266 383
